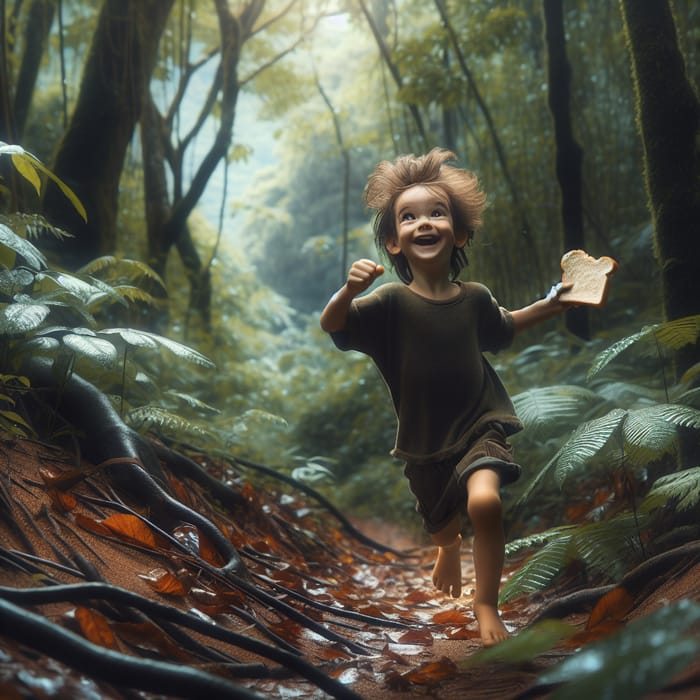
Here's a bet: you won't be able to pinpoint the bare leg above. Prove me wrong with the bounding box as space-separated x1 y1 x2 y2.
430 516 463 598
466 468 509 646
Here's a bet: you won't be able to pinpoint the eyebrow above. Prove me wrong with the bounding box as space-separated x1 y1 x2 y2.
396 199 449 217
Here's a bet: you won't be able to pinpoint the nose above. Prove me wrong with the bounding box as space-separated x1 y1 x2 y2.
417 215 432 229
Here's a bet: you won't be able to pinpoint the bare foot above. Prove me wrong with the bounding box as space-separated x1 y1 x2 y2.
432 535 462 597
474 601 509 647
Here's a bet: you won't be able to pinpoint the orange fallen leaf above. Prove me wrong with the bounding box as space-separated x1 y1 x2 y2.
102 513 158 549
397 627 433 645
74 513 113 536
432 608 471 624
139 568 188 596
586 586 634 630
47 487 77 513
75 606 119 650
404 657 457 685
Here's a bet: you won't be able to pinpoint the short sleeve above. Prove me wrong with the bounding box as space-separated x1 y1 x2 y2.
477 286 514 353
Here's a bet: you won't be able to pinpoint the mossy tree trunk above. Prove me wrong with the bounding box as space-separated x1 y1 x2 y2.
41 0 174 268
543 0 590 341
619 0 700 370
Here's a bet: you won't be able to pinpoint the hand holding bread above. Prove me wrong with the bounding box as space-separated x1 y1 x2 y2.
557 249 618 307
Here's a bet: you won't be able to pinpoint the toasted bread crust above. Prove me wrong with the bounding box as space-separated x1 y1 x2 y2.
558 249 618 307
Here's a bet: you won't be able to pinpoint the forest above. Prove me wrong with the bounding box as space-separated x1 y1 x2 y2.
0 0 699 698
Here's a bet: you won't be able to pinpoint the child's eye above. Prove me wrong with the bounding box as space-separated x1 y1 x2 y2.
431 209 445 217
400 212 415 222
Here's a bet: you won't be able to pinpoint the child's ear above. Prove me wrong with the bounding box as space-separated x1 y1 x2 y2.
454 232 468 249
385 238 401 255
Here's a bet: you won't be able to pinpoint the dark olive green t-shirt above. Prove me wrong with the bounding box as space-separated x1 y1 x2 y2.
331 281 522 465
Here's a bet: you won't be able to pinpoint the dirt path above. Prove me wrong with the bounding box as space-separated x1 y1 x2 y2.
0 438 699 699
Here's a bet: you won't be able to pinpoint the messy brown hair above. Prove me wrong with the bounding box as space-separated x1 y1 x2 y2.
364 148 487 283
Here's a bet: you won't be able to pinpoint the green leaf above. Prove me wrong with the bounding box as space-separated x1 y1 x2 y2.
99 328 215 368
0 301 50 336
10 152 41 195
512 385 603 437
588 316 700 380
554 409 627 486
25 154 88 222
0 223 47 270
460 619 576 668
641 467 700 513
499 534 575 604
540 599 700 700
572 514 647 579
62 334 118 369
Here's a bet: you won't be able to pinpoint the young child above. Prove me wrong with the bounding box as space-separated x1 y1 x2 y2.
320 148 573 646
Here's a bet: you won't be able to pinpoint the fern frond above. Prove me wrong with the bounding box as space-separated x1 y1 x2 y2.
163 389 220 415
641 467 700 513
79 256 166 291
0 213 73 240
499 534 576 604
554 409 627 487
512 385 603 437
588 315 700 380
126 405 216 444
505 524 578 557
111 285 164 307
654 315 700 350
587 327 655 380
572 514 647 579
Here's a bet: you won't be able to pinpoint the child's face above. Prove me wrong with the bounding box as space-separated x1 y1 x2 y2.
386 185 464 274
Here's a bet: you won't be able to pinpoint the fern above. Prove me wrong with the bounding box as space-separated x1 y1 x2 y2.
501 514 648 604
78 256 166 291
512 385 604 438
641 467 700 513
554 409 627 486
500 534 576 604
572 514 647 579
588 315 700 380
0 213 73 241
127 405 216 445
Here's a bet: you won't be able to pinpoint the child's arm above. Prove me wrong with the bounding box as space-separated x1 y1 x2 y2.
320 259 384 333
510 284 571 336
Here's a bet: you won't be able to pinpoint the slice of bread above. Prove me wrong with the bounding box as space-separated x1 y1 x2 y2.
558 250 618 307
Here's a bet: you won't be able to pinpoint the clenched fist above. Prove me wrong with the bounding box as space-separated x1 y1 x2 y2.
346 259 384 295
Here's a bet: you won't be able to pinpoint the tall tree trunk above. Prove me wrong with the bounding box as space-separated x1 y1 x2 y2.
41 0 174 268
619 0 700 371
13 0 55 139
543 0 589 340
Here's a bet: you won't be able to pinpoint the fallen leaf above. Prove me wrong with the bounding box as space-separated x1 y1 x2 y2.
586 587 634 630
432 608 471 624
139 568 188 596
404 657 457 685
75 606 120 651
397 628 434 645
102 514 158 549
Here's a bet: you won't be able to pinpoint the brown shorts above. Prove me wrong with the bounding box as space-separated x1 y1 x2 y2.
403 424 521 534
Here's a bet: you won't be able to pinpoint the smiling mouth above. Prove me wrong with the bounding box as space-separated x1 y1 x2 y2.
414 235 439 246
